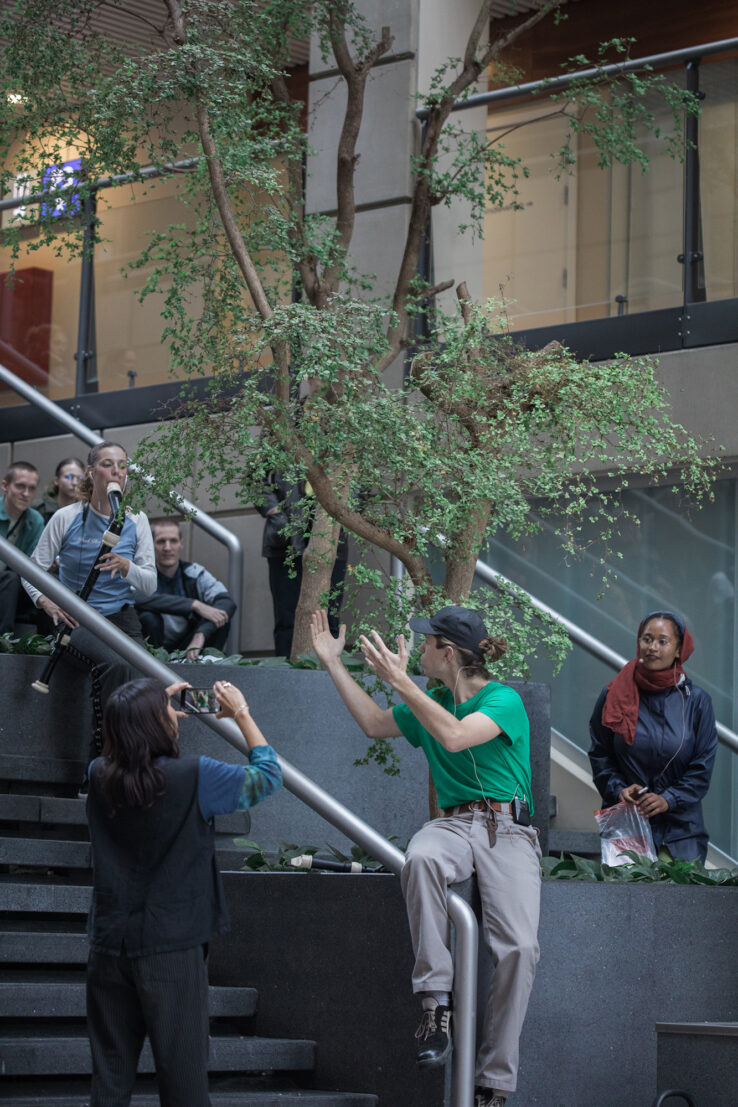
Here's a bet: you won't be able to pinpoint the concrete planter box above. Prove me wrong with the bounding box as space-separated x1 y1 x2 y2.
213 873 738 1107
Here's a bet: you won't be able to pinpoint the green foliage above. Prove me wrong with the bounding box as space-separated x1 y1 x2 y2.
547 38 700 177
541 851 738 885
0 631 52 655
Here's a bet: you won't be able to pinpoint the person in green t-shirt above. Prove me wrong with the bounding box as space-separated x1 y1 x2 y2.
311 605 541 1107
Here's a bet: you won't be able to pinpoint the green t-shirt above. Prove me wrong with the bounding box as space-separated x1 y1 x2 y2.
392 681 534 813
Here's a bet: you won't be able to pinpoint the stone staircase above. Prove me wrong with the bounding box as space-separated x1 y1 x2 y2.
0 752 377 1106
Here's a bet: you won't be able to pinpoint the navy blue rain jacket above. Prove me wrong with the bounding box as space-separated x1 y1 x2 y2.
588 677 718 862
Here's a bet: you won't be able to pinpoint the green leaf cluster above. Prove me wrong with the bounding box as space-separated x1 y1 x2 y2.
542 851 738 884
0 631 52 655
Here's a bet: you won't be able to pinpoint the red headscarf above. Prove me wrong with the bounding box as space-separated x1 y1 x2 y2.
601 611 695 745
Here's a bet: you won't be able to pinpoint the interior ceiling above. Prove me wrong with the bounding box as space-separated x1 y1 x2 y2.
85 0 311 66
0 1 572 66
0 0 310 67
489 0 572 17
491 0 575 17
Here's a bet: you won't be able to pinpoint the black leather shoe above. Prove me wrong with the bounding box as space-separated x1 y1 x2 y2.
415 1004 452 1067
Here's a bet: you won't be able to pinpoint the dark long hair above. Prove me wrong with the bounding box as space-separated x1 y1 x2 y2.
99 678 179 811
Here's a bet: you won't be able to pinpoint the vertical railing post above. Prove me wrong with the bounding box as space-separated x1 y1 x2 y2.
680 59 705 324
75 191 99 394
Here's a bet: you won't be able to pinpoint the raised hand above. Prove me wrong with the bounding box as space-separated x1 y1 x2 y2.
310 608 346 667
358 629 409 689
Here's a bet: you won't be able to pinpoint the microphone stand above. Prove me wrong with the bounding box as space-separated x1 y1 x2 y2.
31 483 125 694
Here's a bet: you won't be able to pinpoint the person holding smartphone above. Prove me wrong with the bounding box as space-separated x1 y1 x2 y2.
85 676 281 1106
310 606 541 1107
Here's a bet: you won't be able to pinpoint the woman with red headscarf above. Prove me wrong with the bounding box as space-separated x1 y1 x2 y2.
588 611 718 863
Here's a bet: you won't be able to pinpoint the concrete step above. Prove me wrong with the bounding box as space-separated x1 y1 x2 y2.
0 882 91 915
0 756 83 787
0 1032 316 1076
0 838 249 871
0 793 250 835
0 980 258 1018
0 837 90 869
0 931 89 964
0 1080 377 1106
0 796 85 827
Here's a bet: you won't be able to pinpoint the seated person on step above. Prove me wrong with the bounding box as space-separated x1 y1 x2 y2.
34 456 85 523
0 461 44 634
134 518 237 659
310 605 541 1107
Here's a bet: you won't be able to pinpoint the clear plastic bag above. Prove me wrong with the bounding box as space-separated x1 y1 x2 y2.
594 801 657 866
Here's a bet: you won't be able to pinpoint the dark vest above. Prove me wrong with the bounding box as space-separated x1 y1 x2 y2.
86 755 229 956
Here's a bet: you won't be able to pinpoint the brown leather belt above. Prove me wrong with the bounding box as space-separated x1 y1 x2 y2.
443 800 512 816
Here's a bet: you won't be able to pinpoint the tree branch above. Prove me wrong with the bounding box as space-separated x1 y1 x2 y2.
165 0 290 401
380 0 561 372
262 396 432 586
322 9 393 296
270 72 320 305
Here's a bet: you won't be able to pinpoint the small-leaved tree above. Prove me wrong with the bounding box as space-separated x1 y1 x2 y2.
0 0 714 678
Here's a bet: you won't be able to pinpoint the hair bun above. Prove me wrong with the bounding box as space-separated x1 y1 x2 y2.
478 635 507 662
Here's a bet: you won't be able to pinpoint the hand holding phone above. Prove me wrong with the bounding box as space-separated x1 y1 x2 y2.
180 687 218 714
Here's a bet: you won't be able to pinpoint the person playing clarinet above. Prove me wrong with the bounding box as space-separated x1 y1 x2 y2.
22 442 156 793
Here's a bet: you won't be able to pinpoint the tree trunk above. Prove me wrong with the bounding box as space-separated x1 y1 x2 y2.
444 497 492 602
290 503 342 660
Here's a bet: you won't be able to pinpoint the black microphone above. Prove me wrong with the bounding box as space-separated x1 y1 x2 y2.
106 482 122 517
290 854 365 873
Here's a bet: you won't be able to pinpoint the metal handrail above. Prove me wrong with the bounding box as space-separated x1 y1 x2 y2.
0 536 478 1107
0 157 202 214
474 557 738 755
0 362 243 654
416 36 738 120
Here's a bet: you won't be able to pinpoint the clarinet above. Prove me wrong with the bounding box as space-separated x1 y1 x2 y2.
31 483 126 694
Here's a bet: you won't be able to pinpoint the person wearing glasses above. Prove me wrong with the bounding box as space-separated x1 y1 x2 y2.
0 460 44 633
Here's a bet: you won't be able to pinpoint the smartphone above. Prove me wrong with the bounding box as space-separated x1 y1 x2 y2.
180 687 218 714
512 797 531 827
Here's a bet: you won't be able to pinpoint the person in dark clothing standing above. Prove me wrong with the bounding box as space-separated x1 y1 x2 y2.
589 610 718 862
135 519 237 658
0 461 44 633
86 676 281 1106
258 471 347 657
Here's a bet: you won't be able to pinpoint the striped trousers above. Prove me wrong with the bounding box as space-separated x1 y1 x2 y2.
86 944 211 1106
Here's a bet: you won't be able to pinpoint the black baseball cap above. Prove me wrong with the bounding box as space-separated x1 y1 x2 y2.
409 606 488 656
